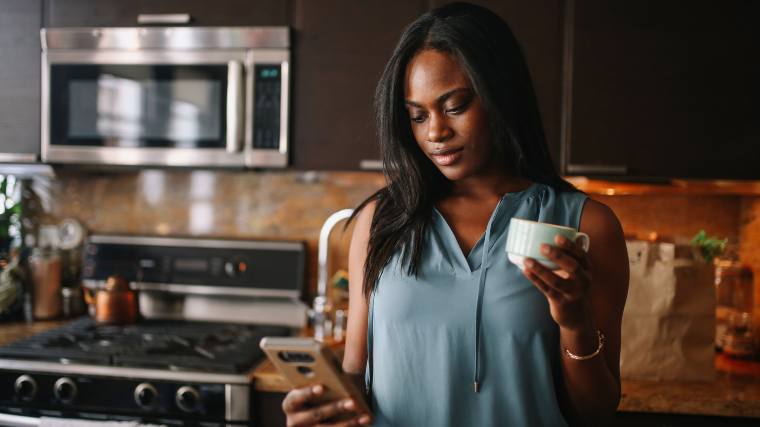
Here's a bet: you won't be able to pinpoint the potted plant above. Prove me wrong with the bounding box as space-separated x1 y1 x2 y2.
0 174 45 320
0 175 23 319
0 175 22 261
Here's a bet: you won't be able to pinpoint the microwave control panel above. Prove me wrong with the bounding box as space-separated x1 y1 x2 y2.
252 64 282 150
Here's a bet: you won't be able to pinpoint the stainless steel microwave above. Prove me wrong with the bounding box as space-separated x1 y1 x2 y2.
41 27 290 168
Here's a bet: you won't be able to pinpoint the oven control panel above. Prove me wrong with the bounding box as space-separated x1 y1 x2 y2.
0 370 234 424
81 235 305 297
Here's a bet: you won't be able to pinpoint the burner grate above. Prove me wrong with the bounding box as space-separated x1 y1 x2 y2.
0 317 290 373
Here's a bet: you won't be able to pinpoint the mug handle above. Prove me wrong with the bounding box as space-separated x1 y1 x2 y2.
573 232 591 252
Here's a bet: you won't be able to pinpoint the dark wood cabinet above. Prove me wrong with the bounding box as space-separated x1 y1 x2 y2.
0 0 41 162
563 0 760 180
290 0 427 170
44 0 289 27
430 0 565 173
292 0 563 171
34 0 760 176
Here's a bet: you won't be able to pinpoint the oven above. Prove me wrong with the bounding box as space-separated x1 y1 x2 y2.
41 27 290 168
0 235 308 426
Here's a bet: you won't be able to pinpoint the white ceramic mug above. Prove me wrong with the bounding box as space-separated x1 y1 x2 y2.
505 218 590 270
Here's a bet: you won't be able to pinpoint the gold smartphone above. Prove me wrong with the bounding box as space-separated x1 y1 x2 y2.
259 337 372 417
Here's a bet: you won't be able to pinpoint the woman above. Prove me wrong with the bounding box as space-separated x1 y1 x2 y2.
283 2 629 426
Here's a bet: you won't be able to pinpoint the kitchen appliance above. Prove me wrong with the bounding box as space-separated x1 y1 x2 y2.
0 235 308 426
41 27 290 168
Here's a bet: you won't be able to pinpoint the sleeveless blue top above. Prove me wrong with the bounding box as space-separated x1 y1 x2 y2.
366 183 588 426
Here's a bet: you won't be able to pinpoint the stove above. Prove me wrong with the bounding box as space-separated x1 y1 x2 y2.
0 235 308 426
0 317 289 373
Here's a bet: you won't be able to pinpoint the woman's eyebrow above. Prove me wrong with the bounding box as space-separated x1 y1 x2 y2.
405 87 472 108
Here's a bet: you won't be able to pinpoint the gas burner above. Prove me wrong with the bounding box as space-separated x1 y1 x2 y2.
0 234 305 425
0 317 290 373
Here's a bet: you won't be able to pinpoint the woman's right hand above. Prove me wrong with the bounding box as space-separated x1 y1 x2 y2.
282 384 372 427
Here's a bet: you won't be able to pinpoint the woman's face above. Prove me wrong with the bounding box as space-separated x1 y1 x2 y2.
404 49 495 182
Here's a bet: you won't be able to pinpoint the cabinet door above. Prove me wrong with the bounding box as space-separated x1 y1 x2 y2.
0 0 41 162
44 0 288 27
44 0 138 27
291 0 427 170
430 0 564 173
564 0 760 180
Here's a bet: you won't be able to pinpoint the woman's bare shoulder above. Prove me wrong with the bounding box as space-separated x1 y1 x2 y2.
353 199 378 235
579 198 623 240
578 197 629 297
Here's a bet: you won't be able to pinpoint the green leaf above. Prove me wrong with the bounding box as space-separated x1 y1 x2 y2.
691 229 727 263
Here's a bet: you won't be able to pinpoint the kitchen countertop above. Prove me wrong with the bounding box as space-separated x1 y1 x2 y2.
619 355 760 418
3 320 760 419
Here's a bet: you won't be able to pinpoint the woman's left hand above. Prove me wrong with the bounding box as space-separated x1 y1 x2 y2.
522 234 594 331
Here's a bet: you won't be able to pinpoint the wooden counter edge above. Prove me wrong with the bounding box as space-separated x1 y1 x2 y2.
252 351 760 421
251 357 293 393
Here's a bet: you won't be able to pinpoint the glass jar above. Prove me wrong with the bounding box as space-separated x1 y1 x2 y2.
28 247 62 320
714 257 754 353
722 311 756 358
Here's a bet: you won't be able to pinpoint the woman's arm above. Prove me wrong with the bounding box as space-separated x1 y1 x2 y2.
342 201 376 379
523 199 629 426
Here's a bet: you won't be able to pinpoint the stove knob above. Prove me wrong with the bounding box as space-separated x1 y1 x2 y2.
54 377 77 404
134 382 158 409
14 375 37 402
175 386 200 413
224 259 247 278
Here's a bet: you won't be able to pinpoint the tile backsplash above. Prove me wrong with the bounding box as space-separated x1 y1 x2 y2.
40 170 760 317
47 169 385 299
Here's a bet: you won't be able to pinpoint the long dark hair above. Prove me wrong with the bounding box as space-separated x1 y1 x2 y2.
351 2 577 298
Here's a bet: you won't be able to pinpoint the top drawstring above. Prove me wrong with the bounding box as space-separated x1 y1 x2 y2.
474 211 496 393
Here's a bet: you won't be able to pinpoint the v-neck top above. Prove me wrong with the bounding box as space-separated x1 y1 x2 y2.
366 182 588 427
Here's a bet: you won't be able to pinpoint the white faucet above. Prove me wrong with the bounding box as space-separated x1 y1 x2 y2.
313 208 354 341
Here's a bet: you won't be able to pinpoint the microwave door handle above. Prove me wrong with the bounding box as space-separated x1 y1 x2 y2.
226 60 244 153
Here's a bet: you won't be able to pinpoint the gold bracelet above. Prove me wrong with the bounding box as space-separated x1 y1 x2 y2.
564 329 605 361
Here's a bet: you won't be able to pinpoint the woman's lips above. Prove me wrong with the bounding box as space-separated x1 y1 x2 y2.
430 148 464 166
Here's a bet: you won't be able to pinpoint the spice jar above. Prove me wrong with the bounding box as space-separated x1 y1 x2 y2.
61 285 86 318
714 257 754 353
28 247 62 320
722 311 757 358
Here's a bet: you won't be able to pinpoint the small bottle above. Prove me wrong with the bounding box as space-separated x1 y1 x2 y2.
22 291 33 323
333 309 347 342
311 296 333 342
723 311 756 358
714 248 754 353
61 286 86 318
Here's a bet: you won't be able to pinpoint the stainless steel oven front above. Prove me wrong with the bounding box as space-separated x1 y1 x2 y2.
41 27 290 168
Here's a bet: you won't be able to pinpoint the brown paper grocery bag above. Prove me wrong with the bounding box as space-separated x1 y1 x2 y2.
620 240 716 381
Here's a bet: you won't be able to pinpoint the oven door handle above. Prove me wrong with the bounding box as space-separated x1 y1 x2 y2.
0 413 39 426
226 60 245 153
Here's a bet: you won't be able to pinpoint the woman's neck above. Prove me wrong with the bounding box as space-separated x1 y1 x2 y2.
448 173 532 201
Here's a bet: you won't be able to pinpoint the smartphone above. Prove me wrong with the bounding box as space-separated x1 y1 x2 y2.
259 337 371 416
